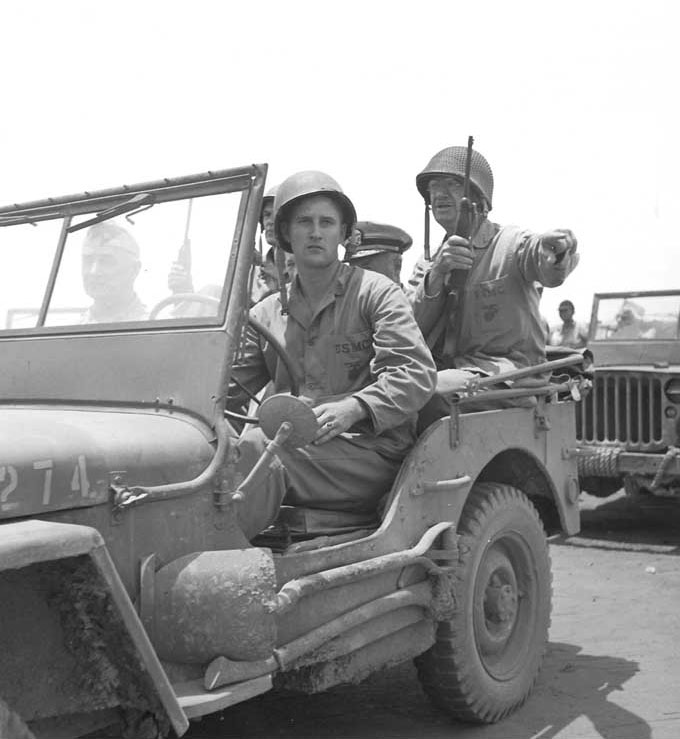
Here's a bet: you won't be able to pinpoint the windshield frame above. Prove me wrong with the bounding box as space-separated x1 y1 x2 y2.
0 167 259 336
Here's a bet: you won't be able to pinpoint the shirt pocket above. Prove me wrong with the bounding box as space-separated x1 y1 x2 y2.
466 276 516 340
328 330 374 393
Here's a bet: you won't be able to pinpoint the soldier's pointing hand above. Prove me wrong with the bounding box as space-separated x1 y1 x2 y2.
539 229 579 268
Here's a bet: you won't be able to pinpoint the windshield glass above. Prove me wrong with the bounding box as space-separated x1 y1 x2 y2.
593 293 680 341
0 189 243 331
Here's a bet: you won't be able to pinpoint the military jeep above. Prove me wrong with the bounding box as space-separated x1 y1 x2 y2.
0 164 584 738
575 289 680 499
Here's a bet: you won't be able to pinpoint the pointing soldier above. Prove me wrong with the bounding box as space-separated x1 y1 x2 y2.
227 171 436 539
408 143 580 424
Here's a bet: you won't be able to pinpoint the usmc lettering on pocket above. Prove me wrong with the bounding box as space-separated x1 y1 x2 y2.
330 330 373 390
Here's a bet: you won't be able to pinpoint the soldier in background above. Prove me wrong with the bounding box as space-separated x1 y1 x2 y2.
253 184 297 303
343 221 412 286
81 222 146 323
549 299 589 348
255 185 281 300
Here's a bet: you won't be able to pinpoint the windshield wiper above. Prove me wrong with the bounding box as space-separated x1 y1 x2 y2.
67 192 155 233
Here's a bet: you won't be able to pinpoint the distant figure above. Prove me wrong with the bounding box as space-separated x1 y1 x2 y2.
549 300 588 348
81 222 146 323
611 299 655 339
343 221 412 286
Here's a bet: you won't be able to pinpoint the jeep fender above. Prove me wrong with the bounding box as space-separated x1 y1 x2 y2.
396 401 580 537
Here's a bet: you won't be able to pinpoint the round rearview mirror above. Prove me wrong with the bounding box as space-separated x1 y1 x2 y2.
258 394 319 448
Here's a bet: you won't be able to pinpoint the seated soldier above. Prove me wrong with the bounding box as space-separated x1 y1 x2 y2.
227 171 437 540
611 300 655 339
81 222 146 323
343 221 412 286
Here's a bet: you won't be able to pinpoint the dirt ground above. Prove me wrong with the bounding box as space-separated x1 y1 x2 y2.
188 491 680 739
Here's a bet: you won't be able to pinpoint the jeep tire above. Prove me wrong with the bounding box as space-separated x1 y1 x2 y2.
415 482 551 723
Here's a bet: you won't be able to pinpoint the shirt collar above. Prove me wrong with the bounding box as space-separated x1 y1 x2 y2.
283 261 351 324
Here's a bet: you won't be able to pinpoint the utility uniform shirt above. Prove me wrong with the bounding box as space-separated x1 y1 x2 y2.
409 221 579 375
229 262 436 460
548 321 589 349
80 293 147 324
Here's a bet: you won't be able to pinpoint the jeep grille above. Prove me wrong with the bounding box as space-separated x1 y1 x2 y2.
577 373 664 451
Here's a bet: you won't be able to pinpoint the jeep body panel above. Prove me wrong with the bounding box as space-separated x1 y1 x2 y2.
0 406 215 520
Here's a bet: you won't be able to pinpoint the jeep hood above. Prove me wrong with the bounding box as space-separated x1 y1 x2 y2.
0 407 215 520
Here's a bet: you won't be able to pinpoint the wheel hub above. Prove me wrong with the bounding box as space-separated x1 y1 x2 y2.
475 545 523 662
484 573 518 625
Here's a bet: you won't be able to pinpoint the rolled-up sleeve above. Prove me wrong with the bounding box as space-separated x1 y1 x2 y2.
353 280 437 433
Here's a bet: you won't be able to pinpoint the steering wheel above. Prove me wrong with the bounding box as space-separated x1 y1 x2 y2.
149 294 300 426
149 294 300 424
148 292 221 320
226 314 301 426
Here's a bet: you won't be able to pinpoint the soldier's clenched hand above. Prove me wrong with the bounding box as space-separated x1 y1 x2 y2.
539 229 579 269
313 397 367 445
427 236 473 294
433 236 474 275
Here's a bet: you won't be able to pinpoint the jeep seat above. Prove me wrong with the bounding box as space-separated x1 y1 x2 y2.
252 505 380 553
274 505 379 534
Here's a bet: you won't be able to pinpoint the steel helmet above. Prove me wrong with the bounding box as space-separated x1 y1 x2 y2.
274 171 357 253
416 146 494 211
259 183 279 228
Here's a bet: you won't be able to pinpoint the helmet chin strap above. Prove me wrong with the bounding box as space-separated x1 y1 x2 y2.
423 201 431 261
275 247 290 316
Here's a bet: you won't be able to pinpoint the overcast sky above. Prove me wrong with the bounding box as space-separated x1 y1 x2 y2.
1 0 677 327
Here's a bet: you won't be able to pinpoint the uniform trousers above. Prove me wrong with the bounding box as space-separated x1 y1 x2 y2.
234 426 402 540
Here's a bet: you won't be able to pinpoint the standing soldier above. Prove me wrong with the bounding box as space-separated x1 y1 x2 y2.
408 143 580 424
548 299 589 348
343 221 412 286
227 171 436 539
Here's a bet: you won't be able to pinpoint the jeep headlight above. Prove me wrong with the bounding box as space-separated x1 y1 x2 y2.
664 379 680 404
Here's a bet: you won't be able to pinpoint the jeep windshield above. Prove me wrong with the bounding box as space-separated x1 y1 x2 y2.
0 167 262 333
591 291 680 342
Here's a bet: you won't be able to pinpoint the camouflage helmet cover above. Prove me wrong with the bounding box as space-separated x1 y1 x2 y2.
274 170 357 253
416 146 494 210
